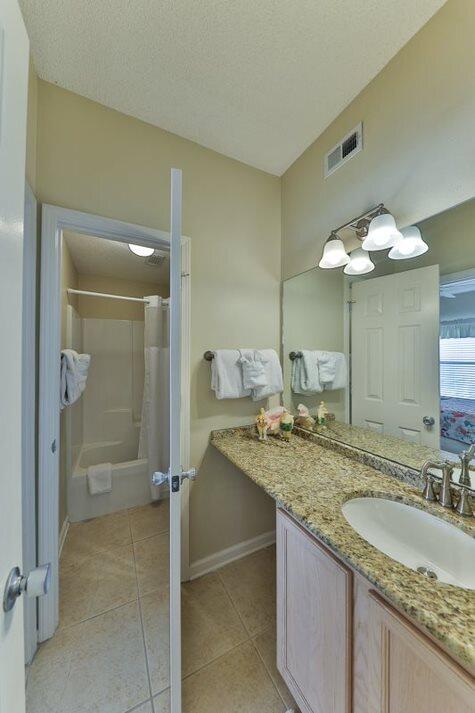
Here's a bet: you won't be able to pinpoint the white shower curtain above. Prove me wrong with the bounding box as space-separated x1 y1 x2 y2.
138 295 170 500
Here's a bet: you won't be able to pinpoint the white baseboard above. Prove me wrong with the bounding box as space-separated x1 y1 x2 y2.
58 516 70 557
189 529 276 581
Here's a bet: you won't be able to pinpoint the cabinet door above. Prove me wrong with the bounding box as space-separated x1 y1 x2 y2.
367 592 474 713
276 509 352 713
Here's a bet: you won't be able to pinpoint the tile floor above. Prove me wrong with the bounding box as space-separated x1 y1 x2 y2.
26 503 297 713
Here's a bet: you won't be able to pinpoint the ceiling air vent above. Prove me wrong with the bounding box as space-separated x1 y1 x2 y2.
324 123 363 178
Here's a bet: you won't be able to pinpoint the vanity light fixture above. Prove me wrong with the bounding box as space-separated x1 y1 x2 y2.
388 225 429 260
361 212 402 251
344 248 375 275
317 203 429 273
318 234 350 268
128 243 155 257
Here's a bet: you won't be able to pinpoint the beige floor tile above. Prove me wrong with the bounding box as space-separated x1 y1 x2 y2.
181 573 248 677
140 589 170 695
26 601 149 713
152 689 170 713
134 532 169 596
59 543 138 627
61 511 131 571
129 501 169 542
182 640 285 713
253 625 297 710
130 702 153 713
218 545 276 636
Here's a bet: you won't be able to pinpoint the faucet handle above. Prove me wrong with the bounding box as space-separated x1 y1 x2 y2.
422 474 437 502
455 485 473 518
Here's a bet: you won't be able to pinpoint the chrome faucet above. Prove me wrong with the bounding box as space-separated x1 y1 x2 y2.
458 443 475 487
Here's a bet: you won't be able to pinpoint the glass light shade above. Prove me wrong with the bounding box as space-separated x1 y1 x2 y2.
388 226 428 260
344 248 375 275
128 243 155 257
318 238 350 268
361 213 402 251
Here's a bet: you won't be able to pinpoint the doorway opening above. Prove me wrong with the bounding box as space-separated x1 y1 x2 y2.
439 270 475 455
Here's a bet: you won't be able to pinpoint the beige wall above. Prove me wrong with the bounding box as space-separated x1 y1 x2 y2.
77 275 169 321
282 269 345 420
282 0 475 281
33 79 280 562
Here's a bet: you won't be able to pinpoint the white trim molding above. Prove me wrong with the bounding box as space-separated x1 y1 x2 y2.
189 530 276 581
38 204 191 641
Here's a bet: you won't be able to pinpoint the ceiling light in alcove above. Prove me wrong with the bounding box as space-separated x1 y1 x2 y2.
344 248 375 276
128 243 155 257
361 213 402 251
318 236 350 269
388 226 429 260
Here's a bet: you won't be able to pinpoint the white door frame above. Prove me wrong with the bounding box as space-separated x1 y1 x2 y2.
38 204 191 641
22 183 38 664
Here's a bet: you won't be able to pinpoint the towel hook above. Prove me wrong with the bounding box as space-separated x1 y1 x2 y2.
204 351 214 361
289 351 303 360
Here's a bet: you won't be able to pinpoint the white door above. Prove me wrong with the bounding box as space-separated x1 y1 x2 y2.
351 265 440 447
168 168 184 713
0 1 30 711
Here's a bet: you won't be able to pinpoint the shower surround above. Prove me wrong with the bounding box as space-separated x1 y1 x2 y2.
66 306 152 521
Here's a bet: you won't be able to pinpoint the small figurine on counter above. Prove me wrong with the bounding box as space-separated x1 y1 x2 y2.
316 400 329 425
255 408 270 441
294 403 315 430
265 406 286 435
279 411 294 441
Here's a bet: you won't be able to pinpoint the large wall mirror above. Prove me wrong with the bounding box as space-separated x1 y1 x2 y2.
283 197 475 480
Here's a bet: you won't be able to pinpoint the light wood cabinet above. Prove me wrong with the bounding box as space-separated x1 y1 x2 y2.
276 508 352 713
366 591 474 713
276 508 475 713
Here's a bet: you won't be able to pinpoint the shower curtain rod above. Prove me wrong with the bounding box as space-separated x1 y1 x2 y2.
67 288 150 304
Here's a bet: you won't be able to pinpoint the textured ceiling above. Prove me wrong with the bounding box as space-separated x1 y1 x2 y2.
64 231 169 285
21 0 445 175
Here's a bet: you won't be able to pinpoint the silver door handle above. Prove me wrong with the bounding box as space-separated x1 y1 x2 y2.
152 467 197 487
3 564 51 613
423 416 435 427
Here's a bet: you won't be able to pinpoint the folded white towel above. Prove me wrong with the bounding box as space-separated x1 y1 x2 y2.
87 462 112 495
251 349 283 401
291 350 323 394
316 351 337 385
319 351 347 390
211 350 251 399
239 350 268 389
60 349 91 409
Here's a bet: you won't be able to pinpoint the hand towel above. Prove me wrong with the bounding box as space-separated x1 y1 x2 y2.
251 349 283 401
291 350 322 394
60 349 91 409
239 350 268 389
210 350 251 399
316 351 337 385
319 351 347 390
87 462 112 495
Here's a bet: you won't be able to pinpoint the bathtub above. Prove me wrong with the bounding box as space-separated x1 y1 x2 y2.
68 439 152 522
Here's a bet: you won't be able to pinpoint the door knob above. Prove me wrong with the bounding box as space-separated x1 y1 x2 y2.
423 416 435 427
3 564 51 613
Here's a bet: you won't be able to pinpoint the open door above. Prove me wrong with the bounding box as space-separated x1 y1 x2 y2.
153 168 195 713
0 1 30 710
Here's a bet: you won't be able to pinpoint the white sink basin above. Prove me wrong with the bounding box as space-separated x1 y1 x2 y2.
342 497 475 589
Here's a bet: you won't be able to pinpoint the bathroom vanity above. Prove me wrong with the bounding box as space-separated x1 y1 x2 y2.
211 427 475 713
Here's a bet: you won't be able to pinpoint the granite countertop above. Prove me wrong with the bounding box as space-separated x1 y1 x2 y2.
211 426 475 669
